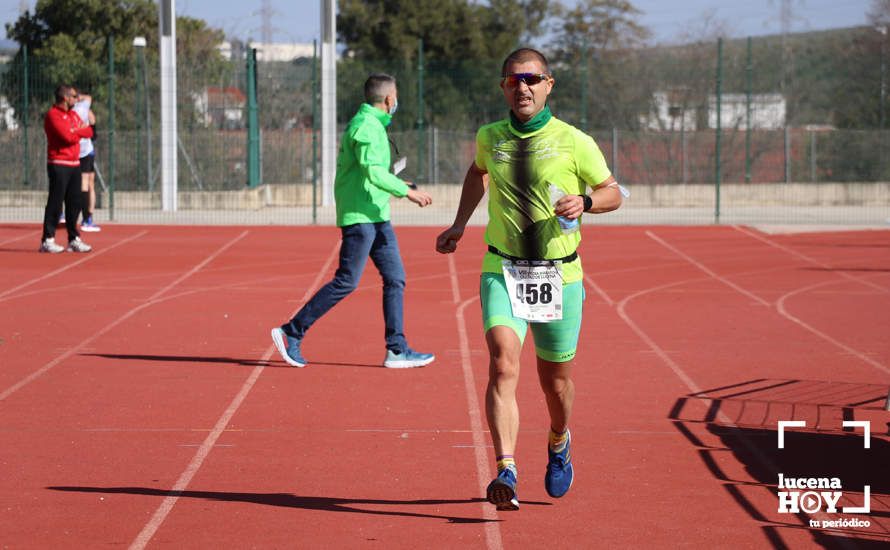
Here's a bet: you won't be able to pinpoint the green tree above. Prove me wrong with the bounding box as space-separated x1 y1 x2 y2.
336 0 553 130
548 0 651 129
338 0 550 62
3 0 227 130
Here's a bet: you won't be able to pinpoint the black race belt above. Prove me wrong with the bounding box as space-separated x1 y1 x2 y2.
488 245 577 265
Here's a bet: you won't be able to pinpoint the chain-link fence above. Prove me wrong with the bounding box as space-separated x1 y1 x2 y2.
1 31 888 226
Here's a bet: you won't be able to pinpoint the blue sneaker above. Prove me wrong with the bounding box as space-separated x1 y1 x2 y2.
486 468 519 511
545 429 573 498
383 348 435 368
270 327 307 367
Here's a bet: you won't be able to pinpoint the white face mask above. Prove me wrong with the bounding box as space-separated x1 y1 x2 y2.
389 97 398 116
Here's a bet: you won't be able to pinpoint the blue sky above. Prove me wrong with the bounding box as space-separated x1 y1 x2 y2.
1 0 875 46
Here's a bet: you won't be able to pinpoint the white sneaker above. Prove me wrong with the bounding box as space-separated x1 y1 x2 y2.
66 237 92 253
39 238 64 254
383 348 435 368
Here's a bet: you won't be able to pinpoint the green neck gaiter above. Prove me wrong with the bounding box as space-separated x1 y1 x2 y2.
509 104 552 133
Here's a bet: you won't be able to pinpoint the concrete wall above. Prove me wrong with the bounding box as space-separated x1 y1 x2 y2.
2 182 888 210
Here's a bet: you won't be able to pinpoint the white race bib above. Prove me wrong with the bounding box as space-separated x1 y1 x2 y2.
501 260 563 322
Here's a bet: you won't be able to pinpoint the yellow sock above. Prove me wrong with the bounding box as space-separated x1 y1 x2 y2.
496 455 516 474
549 429 569 452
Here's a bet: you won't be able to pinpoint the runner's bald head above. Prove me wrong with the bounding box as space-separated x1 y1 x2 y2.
501 48 550 76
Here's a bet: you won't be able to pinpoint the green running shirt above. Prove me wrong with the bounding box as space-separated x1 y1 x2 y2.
474 116 612 283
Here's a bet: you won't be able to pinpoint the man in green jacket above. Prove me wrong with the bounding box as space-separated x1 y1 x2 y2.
272 73 435 369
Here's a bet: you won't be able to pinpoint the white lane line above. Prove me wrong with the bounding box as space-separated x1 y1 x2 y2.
777 280 890 377
616 277 708 394
0 231 246 403
582 275 615 307
733 225 890 294
614 274 857 549
0 231 149 301
647 230 771 307
448 253 502 550
655 228 889 378
128 239 340 550
0 230 40 247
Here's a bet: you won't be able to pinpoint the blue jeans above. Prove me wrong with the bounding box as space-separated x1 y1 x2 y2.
282 221 408 353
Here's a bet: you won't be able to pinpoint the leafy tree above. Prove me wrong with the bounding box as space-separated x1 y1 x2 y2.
3 0 227 130
548 0 651 129
338 0 550 62
336 0 553 130
551 0 649 55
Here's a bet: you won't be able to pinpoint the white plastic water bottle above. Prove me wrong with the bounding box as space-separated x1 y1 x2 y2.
548 183 579 234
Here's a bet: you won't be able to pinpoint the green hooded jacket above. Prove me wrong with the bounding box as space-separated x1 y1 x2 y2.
334 103 409 226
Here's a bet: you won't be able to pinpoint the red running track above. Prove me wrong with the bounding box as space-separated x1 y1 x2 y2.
0 223 888 548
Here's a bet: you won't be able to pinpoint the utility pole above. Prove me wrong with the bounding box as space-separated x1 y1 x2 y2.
260 0 274 44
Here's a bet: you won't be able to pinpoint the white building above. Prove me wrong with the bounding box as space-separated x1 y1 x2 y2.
249 42 313 62
193 87 246 129
217 41 313 62
708 93 786 130
0 96 17 130
640 90 697 131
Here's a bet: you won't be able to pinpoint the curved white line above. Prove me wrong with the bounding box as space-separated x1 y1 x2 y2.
617 277 710 394
647 230 771 307
651 229 889 377
777 279 890 376
448 253 501 550
615 273 858 549
733 225 890 294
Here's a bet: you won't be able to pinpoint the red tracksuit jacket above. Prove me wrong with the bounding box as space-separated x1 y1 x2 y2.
44 104 94 167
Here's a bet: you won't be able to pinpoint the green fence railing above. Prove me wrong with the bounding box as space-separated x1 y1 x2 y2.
0 31 887 226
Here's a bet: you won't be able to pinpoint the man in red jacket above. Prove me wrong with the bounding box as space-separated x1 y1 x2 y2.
40 84 94 253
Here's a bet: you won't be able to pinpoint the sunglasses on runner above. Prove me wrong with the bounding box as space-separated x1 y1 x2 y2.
502 73 550 87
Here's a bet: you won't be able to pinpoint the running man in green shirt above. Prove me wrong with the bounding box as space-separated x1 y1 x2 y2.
436 48 623 510
272 74 435 369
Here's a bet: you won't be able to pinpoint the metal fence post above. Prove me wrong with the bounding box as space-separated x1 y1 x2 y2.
246 48 260 188
107 37 116 220
784 126 791 183
22 45 29 187
715 37 723 224
681 125 688 184
133 37 145 190
580 47 588 132
312 39 318 224
880 25 887 131
745 36 752 183
416 38 425 184
431 126 438 183
810 130 817 182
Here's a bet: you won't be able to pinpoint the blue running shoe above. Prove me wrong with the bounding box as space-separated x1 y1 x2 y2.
383 348 435 368
270 327 307 367
545 429 573 498
486 468 519 511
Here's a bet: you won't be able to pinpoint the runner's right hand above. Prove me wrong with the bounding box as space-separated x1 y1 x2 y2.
435 225 464 254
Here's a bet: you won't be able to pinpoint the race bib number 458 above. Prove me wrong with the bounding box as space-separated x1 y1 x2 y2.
501 260 563 322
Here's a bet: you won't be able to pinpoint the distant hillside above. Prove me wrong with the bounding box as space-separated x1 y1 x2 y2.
641 26 882 128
